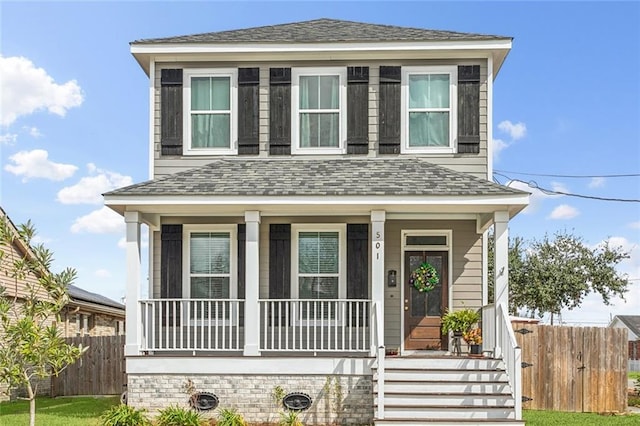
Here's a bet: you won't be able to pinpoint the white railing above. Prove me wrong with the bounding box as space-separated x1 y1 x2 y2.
258 299 371 352
140 299 244 351
373 301 385 420
496 302 522 420
482 303 496 356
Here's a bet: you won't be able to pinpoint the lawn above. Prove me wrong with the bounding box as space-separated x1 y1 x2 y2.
0 396 119 426
629 372 640 381
524 410 639 425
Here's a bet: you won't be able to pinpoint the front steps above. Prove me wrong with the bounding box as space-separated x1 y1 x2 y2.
373 357 524 426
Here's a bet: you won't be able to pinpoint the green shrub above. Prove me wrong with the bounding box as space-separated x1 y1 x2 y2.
156 404 205 426
279 409 303 426
216 407 246 426
100 404 152 426
441 308 480 334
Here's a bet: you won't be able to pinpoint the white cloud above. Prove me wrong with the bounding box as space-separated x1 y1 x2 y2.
71 206 125 234
57 165 133 205
497 120 527 140
4 149 77 181
0 133 18 144
23 126 42 138
507 179 560 214
588 177 605 188
0 56 84 127
95 269 111 278
629 221 640 230
492 138 509 162
550 181 569 194
548 204 580 220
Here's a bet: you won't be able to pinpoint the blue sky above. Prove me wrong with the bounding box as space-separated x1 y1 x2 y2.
1 1 638 325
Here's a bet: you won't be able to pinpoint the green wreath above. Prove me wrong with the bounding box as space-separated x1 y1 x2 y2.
409 262 439 293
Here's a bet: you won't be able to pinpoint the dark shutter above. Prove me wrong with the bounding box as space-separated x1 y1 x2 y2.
161 224 182 326
269 68 291 155
160 69 183 156
238 68 260 155
458 65 481 154
378 66 401 154
347 224 369 299
347 67 369 154
237 224 246 326
269 224 291 298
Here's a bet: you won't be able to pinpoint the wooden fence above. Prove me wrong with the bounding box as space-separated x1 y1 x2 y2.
51 335 126 396
514 325 627 413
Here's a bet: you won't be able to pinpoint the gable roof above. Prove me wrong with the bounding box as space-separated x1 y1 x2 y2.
105 157 527 198
132 18 510 45
612 315 640 337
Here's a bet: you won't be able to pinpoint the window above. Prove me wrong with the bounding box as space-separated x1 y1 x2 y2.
401 66 457 153
183 69 237 155
292 225 346 304
292 68 347 154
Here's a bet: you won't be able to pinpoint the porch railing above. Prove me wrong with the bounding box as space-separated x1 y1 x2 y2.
496 302 522 420
481 303 496 356
140 299 244 352
373 301 385 420
258 299 371 352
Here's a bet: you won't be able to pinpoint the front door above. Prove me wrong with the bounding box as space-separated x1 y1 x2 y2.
404 251 448 350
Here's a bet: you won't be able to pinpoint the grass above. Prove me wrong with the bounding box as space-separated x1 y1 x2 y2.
629 372 640 381
0 396 120 426
524 410 640 425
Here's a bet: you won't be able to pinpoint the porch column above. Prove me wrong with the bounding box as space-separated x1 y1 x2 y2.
124 211 142 356
493 210 509 358
371 210 386 355
244 211 261 356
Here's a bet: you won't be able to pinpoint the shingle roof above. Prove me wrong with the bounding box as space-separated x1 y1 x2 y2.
105 158 527 198
614 315 640 338
68 285 124 310
132 18 509 45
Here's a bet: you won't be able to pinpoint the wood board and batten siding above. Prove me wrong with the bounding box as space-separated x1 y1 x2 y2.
515 324 627 413
51 335 126 397
152 60 488 178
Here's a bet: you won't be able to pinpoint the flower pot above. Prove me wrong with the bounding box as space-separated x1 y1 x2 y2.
469 344 482 356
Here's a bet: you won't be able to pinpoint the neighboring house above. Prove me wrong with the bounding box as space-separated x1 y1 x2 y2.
104 19 529 425
609 315 640 341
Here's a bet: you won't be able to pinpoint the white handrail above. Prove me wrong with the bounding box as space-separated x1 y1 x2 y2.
496 302 522 420
373 301 385 420
482 303 496 356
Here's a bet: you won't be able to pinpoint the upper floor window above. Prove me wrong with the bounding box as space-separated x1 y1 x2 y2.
183 69 238 155
292 68 347 154
401 66 457 154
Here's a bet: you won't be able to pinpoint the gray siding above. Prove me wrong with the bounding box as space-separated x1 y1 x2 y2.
152 59 488 178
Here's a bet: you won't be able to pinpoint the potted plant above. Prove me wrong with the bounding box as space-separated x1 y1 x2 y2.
441 308 480 336
463 327 483 356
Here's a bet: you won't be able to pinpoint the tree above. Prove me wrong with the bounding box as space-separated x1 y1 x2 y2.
0 215 86 426
488 229 630 323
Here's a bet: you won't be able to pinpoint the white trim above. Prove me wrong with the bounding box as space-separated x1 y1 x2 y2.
182 68 238 155
181 224 238 299
399 229 453 355
487 56 494 180
148 61 155 179
291 224 347 302
401 65 457 154
291 67 347 155
131 39 513 55
126 356 374 375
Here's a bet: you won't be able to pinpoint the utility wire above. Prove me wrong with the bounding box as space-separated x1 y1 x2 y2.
494 173 640 203
495 169 640 179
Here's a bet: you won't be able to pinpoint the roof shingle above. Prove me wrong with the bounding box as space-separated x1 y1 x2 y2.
132 18 510 45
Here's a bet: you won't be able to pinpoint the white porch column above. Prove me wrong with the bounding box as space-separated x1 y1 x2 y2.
371 210 386 355
244 211 261 356
124 211 142 356
493 210 509 358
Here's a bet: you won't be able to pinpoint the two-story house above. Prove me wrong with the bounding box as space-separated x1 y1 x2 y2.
105 19 529 425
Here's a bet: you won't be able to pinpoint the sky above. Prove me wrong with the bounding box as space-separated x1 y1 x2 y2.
1 1 638 326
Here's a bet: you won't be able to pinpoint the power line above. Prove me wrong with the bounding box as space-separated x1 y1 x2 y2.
494 173 640 203
494 169 640 179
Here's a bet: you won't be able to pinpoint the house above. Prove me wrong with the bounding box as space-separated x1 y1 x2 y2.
609 315 640 341
0 206 125 399
104 19 529 425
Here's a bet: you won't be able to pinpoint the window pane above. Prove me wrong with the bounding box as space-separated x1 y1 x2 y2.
318 232 339 273
299 232 319 274
191 114 230 148
191 277 230 299
298 232 339 273
300 76 319 109
319 76 339 109
409 112 449 147
299 113 339 148
191 77 230 111
409 74 449 108
406 235 447 246
190 232 230 274
299 277 339 299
